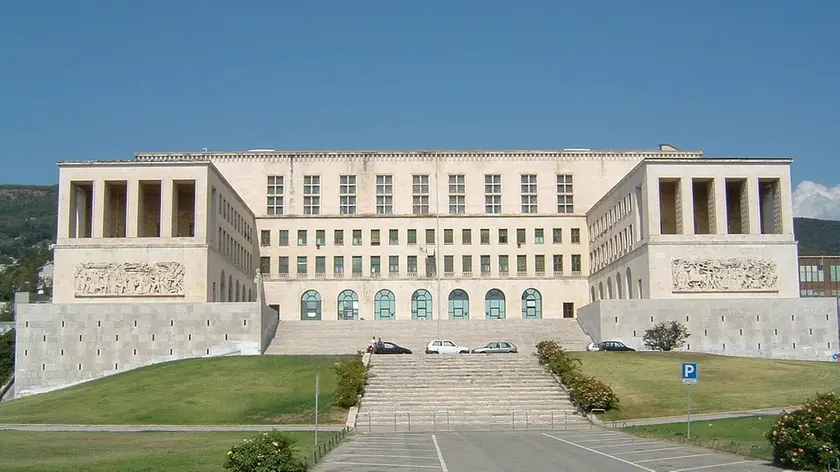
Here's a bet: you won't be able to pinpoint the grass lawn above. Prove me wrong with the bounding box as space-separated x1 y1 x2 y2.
0 355 355 425
623 416 776 460
573 352 840 420
0 430 337 472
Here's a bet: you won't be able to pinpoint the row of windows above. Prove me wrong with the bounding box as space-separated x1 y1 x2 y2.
298 287 576 320
217 191 253 243
218 227 253 275
260 254 584 277
798 264 840 283
590 192 635 239
265 174 575 216
590 225 635 273
260 227 582 247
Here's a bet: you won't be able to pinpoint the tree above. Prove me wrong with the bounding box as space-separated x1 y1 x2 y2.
0 301 12 322
643 321 690 351
0 329 14 385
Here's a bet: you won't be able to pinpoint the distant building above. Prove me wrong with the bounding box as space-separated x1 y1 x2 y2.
36 261 54 296
798 256 840 297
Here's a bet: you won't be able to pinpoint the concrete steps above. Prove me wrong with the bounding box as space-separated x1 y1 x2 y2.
356 354 584 432
265 318 591 355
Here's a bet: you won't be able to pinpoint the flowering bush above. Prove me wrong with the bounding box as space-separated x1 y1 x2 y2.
536 340 564 365
535 339 619 413
570 376 619 413
224 431 308 472
332 355 367 409
766 392 840 471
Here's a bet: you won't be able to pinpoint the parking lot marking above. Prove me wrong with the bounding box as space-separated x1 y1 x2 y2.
617 446 685 455
591 438 661 446
635 453 713 463
343 446 437 452
329 461 441 469
598 441 665 448
431 434 450 472
542 433 657 472
341 453 440 459
669 460 754 472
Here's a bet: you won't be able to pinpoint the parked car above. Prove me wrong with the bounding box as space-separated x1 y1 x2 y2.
425 340 470 354
587 340 636 352
374 341 412 354
471 341 518 354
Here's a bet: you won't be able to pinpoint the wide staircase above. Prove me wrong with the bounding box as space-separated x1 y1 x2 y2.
355 353 590 432
265 319 591 355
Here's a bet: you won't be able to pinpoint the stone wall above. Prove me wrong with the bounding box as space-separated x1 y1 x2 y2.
577 297 840 361
13 300 273 397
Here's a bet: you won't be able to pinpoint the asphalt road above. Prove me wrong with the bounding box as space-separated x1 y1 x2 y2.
314 429 785 472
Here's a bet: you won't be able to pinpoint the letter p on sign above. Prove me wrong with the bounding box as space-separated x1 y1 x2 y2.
682 362 698 383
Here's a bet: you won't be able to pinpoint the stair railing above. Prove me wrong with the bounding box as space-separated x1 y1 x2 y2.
432 410 451 431
394 411 411 431
511 410 530 430
356 412 372 432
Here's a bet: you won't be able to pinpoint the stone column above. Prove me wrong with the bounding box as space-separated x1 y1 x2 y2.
160 179 174 238
125 179 139 238
680 178 695 235
747 177 761 235
194 178 207 240
92 180 105 238
646 177 661 236
713 178 727 234
57 180 73 239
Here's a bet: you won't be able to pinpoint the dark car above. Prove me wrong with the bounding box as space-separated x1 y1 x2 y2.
374 342 412 354
590 340 636 352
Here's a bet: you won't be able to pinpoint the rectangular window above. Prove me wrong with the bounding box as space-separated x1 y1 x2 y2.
297 230 307 246
516 228 526 245
444 229 454 245
279 230 289 246
412 174 430 214
448 174 466 214
499 255 509 273
517 255 527 274
315 256 326 274
389 255 399 274
259 257 271 274
553 255 563 274
352 230 362 246
352 256 362 275
296 256 307 274
334 229 344 246
389 229 399 245
520 174 538 213
498 229 508 244
484 174 502 214
371 229 380 246
426 229 435 244
339 175 357 215
571 228 581 243
462 229 472 245
303 175 320 215
407 255 418 273
535 255 545 273
370 256 381 275
563 302 575 319
333 256 344 274
267 175 284 215
260 230 271 246
534 228 544 244
552 228 562 244
444 255 454 273
462 255 472 274
799 265 825 282
407 229 417 245
376 175 394 214
426 256 436 276
480 229 490 244
315 230 325 246
556 174 574 213
571 254 582 274
278 257 289 274
480 255 491 274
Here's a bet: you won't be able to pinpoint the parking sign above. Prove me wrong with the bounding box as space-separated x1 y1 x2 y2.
682 363 698 384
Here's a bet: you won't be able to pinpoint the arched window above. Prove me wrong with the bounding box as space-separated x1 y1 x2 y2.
228 275 233 302
485 289 506 320
337 290 358 320
598 282 604 300
374 290 396 320
607 278 614 299
220 270 226 302
616 273 624 299
300 290 322 320
235 280 241 302
590 286 596 303
626 267 634 299
521 288 542 319
248 288 253 302
411 289 433 320
448 289 469 320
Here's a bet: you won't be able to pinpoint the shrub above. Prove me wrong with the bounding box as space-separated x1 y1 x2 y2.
570 377 619 413
535 340 563 365
767 392 840 471
224 431 308 472
546 349 583 379
0 328 13 385
643 320 690 351
332 356 367 409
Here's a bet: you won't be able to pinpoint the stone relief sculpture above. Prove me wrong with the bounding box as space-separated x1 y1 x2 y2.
671 258 778 292
74 262 185 297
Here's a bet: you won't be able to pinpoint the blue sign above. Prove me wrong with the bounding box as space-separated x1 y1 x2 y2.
682 363 698 384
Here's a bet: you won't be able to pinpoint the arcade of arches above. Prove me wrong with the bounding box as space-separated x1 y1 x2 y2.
296 287 576 320
590 267 641 302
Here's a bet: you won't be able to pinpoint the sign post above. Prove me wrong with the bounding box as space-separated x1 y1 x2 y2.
314 372 320 446
681 363 698 438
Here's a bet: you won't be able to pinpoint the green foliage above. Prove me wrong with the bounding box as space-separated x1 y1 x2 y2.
0 185 57 260
767 392 840 471
535 340 619 413
795 217 840 256
224 431 308 472
0 301 13 322
643 321 690 352
0 328 14 385
332 356 367 409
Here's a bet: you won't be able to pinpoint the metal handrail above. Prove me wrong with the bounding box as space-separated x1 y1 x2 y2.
432 410 451 431
356 412 372 432
394 411 411 431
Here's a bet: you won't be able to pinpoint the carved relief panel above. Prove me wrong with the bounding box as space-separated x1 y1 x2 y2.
671 258 778 293
74 262 185 297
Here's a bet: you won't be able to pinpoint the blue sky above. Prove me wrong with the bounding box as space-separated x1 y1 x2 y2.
1 1 838 205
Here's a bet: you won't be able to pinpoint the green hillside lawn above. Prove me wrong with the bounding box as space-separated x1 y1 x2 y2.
0 430 331 472
573 352 840 420
0 356 354 424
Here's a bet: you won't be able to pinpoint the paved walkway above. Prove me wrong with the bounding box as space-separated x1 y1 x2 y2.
594 407 796 428
0 423 346 432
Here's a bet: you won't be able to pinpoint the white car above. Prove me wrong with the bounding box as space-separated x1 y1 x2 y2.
425 340 470 355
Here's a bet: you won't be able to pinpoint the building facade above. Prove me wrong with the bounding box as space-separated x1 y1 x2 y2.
798 256 840 297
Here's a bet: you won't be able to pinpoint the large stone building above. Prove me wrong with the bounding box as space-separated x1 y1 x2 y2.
12 145 840 398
